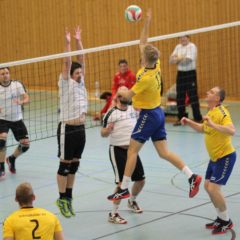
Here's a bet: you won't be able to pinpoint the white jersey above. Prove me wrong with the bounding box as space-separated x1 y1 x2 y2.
172 42 197 71
0 80 26 121
103 105 138 146
58 74 88 122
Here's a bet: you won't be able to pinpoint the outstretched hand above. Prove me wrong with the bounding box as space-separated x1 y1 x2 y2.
73 26 82 41
65 28 71 44
146 9 152 20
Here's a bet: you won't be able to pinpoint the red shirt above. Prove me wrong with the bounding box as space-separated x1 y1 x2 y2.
111 69 136 96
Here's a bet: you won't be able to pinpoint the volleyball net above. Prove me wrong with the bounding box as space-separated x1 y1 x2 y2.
0 21 239 146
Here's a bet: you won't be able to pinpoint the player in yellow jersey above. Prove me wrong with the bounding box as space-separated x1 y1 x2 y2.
3 182 64 240
181 86 236 235
108 9 202 201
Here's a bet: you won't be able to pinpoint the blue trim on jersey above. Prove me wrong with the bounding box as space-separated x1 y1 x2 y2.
131 107 166 143
205 151 236 185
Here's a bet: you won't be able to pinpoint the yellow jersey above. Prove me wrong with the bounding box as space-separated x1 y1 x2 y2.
203 105 235 162
3 207 62 240
132 59 161 109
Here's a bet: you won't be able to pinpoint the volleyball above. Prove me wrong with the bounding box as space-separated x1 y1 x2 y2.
125 5 142 22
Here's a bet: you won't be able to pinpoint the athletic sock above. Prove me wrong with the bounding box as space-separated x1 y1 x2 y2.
111 202 119 215
66 188 73 199
218 210 229 221
129 195 136 203
59 192 66 199
182 166 193 178
0 162 5 171
9 155 16 161
121 176 131 189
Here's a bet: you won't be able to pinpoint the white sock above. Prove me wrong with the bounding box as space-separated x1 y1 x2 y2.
215 208 220 216
121 176 131 189
218 210 229 221
111 203 119 215
129 195 136 203
182 166 193 178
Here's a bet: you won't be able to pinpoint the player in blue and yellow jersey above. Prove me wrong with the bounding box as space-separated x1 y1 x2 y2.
108 9 202 202
3 182 64 240
181 86 236 235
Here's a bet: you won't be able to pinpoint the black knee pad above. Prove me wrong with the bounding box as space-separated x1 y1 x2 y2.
18 144 30 153
0 139 6 151
69 161 80 174
57 162 70 176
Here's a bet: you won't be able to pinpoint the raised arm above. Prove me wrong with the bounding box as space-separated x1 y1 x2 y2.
62 28 71 80
74 26 85 75
139 9 152 56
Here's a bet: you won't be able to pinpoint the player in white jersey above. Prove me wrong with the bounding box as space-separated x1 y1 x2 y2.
101 86 145 224
0 67 30 178
56 27 88 218
169 35 202 125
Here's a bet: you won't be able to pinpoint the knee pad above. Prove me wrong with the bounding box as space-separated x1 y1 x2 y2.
0 139 6 151
18 143 30 153
57 162 70 176
69 161 80 174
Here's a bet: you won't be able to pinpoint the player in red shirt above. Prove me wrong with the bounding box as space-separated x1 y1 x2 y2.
94 59 136 121
111 59 136 96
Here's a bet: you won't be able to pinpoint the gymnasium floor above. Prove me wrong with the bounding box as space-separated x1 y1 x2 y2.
0 103 239 240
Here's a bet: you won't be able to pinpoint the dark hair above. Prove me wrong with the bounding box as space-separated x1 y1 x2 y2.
0 67 10 71
118 59 128 65
70 61 82 76
218 88 225 102
179 35 190 38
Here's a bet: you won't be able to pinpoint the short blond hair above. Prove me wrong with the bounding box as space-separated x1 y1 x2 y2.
143 44 159 65
16 182 34 206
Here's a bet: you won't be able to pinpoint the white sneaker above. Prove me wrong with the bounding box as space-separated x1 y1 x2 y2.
128 199 143 213
108 212 127 224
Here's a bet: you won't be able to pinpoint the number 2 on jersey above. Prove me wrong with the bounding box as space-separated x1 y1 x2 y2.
30 219 41 239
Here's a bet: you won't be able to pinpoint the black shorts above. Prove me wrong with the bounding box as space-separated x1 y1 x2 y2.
109 145 145 183
57 122 86 160
0 119 28 141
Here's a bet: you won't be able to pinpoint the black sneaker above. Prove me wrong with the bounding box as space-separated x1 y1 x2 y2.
212 219 233 235
107 188 130 201
6 157 16 174
206 217 222 229
189 174 202 198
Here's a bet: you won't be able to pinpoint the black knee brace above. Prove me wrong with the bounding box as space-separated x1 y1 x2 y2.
69 161 80 174
0 139 6 151
18 143 30 153
57 162 70 176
